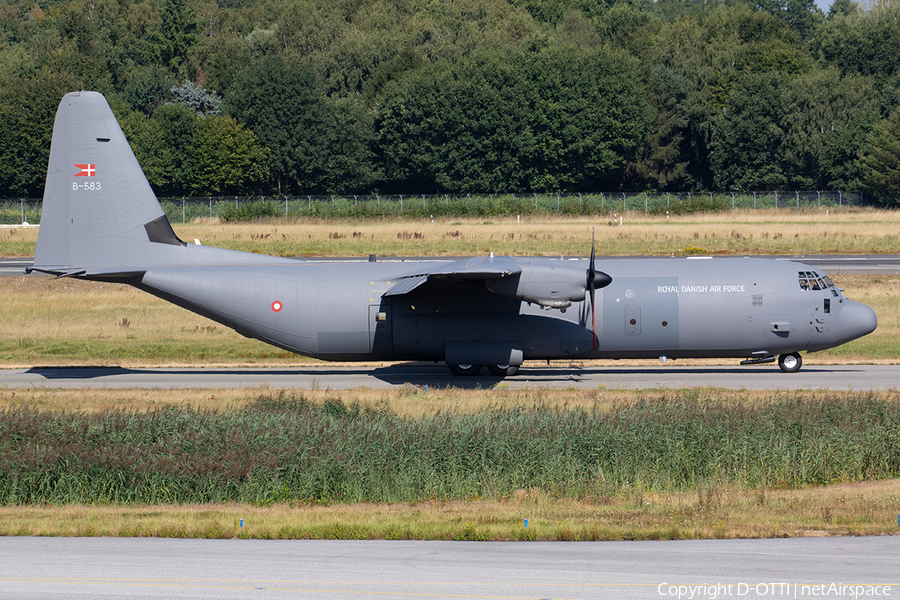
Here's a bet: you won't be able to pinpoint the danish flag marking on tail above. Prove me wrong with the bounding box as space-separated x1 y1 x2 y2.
74 164 95 177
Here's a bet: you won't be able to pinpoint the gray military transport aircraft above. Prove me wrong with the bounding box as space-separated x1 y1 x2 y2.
28 91 877 376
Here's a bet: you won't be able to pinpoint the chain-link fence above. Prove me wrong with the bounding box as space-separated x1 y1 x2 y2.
0 191 865 225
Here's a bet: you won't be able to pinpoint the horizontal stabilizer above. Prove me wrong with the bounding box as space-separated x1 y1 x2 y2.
28 265 146 281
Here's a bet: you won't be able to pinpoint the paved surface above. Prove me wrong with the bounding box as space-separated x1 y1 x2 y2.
0 537 896 600
3 363 898 390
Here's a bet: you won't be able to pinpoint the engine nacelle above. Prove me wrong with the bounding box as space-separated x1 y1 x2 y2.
484 263 610 309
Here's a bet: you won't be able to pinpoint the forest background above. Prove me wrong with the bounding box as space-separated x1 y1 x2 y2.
1 0 899 202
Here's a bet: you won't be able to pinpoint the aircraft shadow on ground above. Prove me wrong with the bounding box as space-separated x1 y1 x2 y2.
26 366 376 379
25 364 857 390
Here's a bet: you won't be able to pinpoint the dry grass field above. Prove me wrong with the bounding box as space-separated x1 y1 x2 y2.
3 207 900 257
1 478 898 540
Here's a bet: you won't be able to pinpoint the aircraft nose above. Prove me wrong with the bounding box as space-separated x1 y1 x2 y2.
839 300 877 342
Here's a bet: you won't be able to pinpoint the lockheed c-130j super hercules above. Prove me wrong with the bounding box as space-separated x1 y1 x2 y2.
28 92 877 376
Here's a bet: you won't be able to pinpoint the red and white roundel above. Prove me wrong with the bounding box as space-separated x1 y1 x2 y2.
271 301 283 312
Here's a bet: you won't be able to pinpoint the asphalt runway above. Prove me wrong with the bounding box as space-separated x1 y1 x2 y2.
0 537 896 600
3 363 899 390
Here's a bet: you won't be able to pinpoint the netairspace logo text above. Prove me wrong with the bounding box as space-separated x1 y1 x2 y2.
657 583 892 599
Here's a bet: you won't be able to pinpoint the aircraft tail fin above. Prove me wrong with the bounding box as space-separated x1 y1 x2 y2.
33 91 185 277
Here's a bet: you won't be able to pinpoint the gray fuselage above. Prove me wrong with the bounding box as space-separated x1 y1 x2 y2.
133 254 874 363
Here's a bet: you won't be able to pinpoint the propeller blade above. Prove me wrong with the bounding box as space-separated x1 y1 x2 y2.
585 229 612 350
588 229 596 349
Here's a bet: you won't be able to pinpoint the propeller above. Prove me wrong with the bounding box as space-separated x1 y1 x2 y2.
586 228 612 349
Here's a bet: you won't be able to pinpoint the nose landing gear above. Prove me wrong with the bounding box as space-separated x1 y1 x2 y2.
778 352 802 373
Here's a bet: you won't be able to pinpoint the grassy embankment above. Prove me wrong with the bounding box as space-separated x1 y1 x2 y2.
3 207 900 258
1 388 899 540
1 209 898 366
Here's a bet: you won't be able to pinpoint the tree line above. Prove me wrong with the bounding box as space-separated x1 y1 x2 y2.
1 0 898 202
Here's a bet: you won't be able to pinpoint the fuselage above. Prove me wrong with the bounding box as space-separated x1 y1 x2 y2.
133 255 876 364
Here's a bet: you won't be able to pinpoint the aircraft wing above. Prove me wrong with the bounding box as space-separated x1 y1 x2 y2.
384 256 522 297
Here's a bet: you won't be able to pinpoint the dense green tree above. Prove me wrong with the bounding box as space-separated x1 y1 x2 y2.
120 103 196 195
189 115 269 195
625 65 690 190
857 108 900 203
810 10 900 80
225 56 329 192
377 47 650 192
0 0 896 198
708 72 787 190
319 96 379 193
779 68 880 189
0 71 82 197
123 66 172 114
377 51 523 192
159 0 198 77
756 0 824 40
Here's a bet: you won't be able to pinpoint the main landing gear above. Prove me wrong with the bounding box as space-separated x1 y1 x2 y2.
447 364 520 377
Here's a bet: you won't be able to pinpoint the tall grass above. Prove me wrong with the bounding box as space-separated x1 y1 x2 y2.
2 391 898 506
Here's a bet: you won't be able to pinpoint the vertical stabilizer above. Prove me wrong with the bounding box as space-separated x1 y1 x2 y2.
34 91 184 274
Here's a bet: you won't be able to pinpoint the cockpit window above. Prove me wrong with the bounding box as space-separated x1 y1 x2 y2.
798 271 837 293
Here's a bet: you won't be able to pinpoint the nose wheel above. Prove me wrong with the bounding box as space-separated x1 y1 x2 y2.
778 352 802 373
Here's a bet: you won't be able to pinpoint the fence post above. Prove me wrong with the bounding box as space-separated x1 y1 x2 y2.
286 195 289 216
796 191 799 210
731 192 735 210
579 192 583 212
400 194 403 212
775 191 778 209
601 192 604 210
422 194 426 210
839 191 842 206
21 199 24 224
709 191 712 207
534 193 537 210
644 192 647 212
209 197 212 219
817 191 821 207
666 192 669 209
622 193 625 212
557 193 560 211
308 195 311 213
753 192 757 210
182 197 185 223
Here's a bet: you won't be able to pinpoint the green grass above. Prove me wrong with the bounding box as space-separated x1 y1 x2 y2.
3 390 899 506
